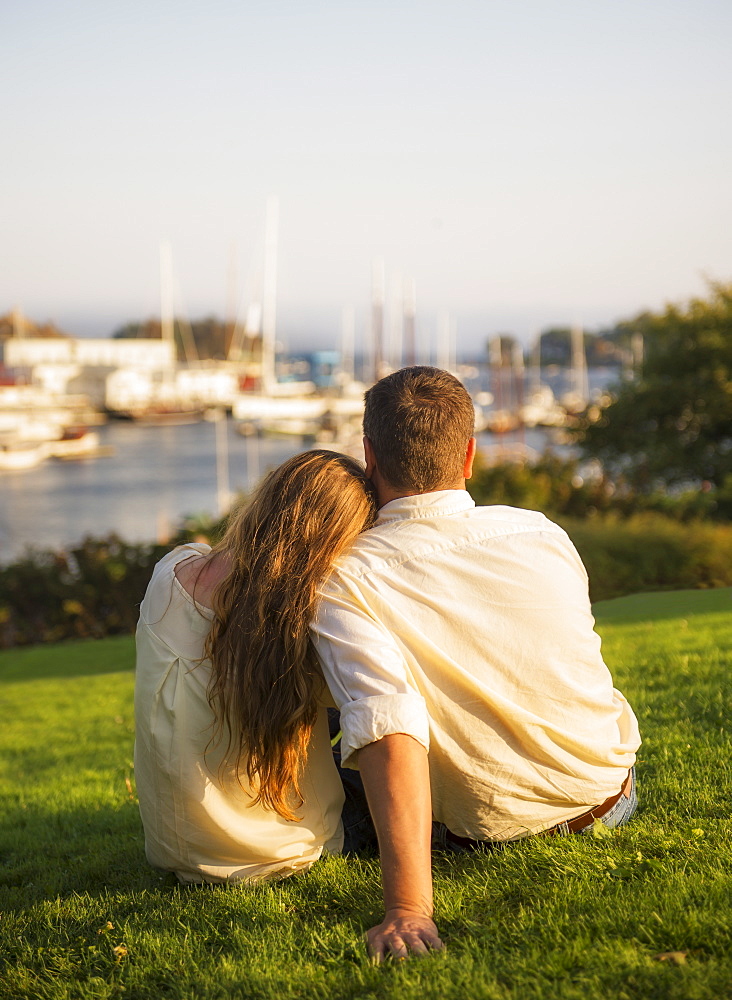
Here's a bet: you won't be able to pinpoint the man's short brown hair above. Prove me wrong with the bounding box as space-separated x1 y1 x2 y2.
363 366 475 492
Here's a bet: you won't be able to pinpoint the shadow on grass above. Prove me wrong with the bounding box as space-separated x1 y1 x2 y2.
0 635 135 683
593 586 732 626
0 799 155 910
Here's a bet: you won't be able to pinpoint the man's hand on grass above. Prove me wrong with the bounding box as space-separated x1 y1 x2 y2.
366 907 443 963
357 735 441 962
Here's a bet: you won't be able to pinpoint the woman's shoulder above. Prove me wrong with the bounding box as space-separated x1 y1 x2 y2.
159 542 212 573
139 543 213 626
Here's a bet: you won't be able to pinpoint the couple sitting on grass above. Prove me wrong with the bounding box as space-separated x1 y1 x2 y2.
134 366 640 961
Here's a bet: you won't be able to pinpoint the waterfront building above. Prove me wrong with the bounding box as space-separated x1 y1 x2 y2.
3 337 176 410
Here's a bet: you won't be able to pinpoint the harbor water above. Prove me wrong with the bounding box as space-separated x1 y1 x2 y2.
0 420 302 563
0 367 618 564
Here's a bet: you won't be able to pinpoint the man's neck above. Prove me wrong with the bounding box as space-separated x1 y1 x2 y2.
375 479 467 508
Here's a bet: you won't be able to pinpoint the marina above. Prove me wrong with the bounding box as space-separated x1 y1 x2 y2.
0 418 295 562
0 365 616 564
0 199 626 565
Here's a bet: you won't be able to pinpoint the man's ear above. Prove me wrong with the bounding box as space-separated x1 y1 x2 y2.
463 437 477 480
363 436 377 478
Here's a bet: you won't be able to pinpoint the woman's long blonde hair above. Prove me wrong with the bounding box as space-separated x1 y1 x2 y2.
204 449 376 821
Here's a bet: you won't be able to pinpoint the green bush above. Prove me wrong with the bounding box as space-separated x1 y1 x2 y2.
561 515 732 602
469 452 610 517
0 502 232 648
0 536 172 648
468 452 728 522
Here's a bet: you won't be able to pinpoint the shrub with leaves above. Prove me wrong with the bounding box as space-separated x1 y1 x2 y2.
561 515 732 602
0 536 171 648
468 451 727 522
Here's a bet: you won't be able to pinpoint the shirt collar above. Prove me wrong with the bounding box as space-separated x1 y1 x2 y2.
376 489 476 524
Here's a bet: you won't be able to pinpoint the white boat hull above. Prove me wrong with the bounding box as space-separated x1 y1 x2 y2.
0 441 50 471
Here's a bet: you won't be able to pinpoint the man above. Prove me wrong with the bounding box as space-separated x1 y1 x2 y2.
311 367 640 961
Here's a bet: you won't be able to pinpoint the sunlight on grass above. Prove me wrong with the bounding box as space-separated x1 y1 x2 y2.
1 591 730 999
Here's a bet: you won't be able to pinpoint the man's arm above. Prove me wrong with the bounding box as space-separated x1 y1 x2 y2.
311 579 440 957
358 733 443 961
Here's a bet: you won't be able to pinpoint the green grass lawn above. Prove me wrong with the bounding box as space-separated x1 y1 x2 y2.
1 589 730 1000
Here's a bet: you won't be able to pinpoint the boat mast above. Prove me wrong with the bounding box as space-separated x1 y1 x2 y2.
12 306 26 339
403 278 416 367
225 241 239 360
436 311 450 371
389 273 403 371
261 195 279 394
571 322 589 404
160 242 198 363
214 407 231 516
371 258 385 383
530 331 542 392
341 305 356 384
159 241 175 350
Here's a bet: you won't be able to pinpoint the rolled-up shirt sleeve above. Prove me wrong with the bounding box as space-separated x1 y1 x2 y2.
311 575 430 768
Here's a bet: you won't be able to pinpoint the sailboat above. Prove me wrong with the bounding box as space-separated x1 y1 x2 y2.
560 324 590 415
231 199 365 445
519 334 566 427
105 244 205 422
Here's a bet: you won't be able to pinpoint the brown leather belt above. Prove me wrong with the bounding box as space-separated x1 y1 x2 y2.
552 768 634 836
443 769 634 850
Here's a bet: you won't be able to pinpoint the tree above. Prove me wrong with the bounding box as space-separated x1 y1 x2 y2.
576 281 732 490
112 316 236 361
537 327 624 368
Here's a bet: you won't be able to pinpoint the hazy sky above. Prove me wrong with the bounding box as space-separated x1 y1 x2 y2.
2 0 731 355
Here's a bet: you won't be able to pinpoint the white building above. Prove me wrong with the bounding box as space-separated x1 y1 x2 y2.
3 338 177 409
3 337 175 369
105 364 240 415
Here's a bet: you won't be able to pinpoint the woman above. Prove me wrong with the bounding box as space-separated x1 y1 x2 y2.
134 450 376 884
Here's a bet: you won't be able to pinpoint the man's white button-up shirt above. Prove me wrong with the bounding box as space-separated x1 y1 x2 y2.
311 490 640 841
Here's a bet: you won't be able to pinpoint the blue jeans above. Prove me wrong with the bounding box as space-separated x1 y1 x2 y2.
328 710 378 855
553 766 638 835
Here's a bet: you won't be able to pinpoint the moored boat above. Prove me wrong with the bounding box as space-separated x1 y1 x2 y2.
47 426 110 460
0 439 50 471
